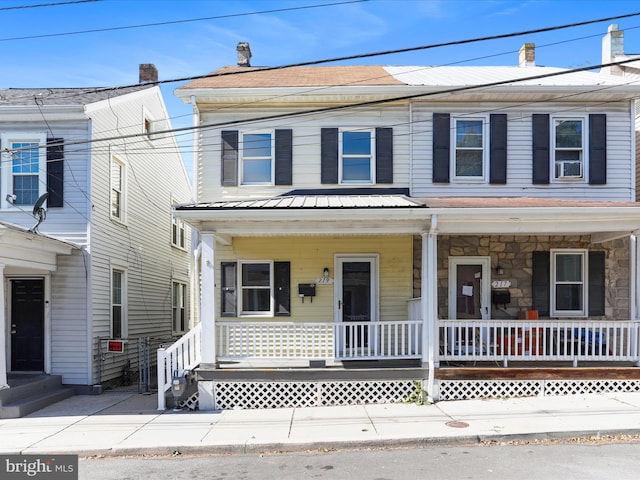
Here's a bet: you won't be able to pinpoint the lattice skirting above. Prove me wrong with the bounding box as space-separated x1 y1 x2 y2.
438 379 640 401
200 380 418 410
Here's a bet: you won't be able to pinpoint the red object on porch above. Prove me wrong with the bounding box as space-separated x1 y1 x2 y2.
497 329 543 356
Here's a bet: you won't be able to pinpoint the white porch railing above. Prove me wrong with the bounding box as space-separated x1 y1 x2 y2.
156 322 201 410
217 321 422 361
439 319 640 366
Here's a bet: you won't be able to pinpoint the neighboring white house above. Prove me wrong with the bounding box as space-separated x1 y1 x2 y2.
166 34 640 410
0 65 193 397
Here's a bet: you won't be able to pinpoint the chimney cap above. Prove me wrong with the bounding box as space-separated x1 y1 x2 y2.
237 42 251 67
518 43 535 67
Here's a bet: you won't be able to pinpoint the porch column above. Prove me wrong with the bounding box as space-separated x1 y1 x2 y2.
422 219 438 400
0 264 7 389
198 232 217 411
633 234 640 366
200 232 216 367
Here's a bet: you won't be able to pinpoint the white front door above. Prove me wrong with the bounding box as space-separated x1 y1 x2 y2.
334 255 379 356
448 257 491 353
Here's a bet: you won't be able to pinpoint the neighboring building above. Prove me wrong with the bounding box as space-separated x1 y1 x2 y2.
0 65 193 415
165 36 640 411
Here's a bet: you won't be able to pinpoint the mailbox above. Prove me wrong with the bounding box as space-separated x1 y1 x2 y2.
298 283 316 297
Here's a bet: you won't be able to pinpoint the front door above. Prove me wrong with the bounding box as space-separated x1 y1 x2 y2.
335 255 378 354
10 279 45 372
448 257 491 354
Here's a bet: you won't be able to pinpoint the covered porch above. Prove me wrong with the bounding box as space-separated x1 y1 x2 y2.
160 196 640 409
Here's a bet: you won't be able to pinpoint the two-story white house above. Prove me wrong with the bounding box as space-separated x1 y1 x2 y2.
0 65 193 417
165 36 640 411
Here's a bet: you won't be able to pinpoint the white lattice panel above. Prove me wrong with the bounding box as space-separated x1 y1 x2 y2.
178 391 199 410
438 380 543 400
545 380 640 396
211 380 416 410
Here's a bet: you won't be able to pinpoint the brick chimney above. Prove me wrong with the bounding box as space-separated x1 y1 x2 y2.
602 24 624 75
237 42 251 67
518 43 535 67
139 64 158 83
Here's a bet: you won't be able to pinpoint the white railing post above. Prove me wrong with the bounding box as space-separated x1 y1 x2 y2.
157 346 167 410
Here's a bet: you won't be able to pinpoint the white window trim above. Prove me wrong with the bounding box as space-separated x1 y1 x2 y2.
339 128 375 185
110 155 127 224
239 130 275 186
551 249 588 317
238 260 274 317
0 132 47 209
172 279 188 334
171 201 187 250
551 115 587 182
111 266 127 338
450 116 488 182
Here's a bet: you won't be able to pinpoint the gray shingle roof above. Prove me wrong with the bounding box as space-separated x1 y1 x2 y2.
0 85 152 106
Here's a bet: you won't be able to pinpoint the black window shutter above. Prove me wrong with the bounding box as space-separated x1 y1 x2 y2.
588 251 605 316
532 114 550 184
375 127 393 184
532 251 550 316
275 129 293 185
221 130 238 186
274 261 291 316
589 114 607 185
321 128 338 184
221 262 237 316
489 114 507 184
432 113 450 183
46 138 64 207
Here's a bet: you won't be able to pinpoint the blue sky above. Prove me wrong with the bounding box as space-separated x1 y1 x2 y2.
2 0 640 172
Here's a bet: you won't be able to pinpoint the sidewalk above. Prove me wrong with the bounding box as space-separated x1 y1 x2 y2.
1 391 640 457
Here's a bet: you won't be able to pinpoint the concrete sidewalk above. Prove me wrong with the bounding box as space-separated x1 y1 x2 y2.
1 391 640 457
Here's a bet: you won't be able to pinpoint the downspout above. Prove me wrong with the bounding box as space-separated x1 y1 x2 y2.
190 95 200 203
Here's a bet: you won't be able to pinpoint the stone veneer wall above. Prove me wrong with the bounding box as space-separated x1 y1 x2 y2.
413 235 630 321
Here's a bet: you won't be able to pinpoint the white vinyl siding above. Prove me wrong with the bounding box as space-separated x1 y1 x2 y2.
411 102 634 201
198 106 411 200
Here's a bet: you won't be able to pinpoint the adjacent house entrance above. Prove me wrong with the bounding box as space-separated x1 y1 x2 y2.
335 255 379 354
448 257 491 355
10 279 45 372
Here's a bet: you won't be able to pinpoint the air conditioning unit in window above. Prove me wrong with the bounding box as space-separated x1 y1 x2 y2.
556 161 583 179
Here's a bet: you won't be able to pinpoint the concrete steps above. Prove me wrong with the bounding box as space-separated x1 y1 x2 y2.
0 375 74 419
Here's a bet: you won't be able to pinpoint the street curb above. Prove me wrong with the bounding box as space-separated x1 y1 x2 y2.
66 428 640 458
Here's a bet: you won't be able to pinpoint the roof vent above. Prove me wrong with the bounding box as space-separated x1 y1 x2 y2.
237 42 251 67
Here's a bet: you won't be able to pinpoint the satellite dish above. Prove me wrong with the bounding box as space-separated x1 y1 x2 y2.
29 192 49 234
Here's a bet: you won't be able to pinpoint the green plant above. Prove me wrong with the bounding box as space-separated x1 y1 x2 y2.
404 381 429 405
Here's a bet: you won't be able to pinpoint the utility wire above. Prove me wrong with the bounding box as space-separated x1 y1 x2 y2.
0 0 367 42
0 0 98 11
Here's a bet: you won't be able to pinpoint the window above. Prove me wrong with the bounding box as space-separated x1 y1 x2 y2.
111 268 126 338
111 157 125 221
241 131 273 185
453 118 486 180
551 250 587 317
171 204 186 249
340 130 373 184
553 118 584 180
240 261 273 315
1 133 46 208
221 261 290 317
172 281 187 333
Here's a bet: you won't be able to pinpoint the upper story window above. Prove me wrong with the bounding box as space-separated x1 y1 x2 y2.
452 117 486 181
110 156 126 222
1 132 47 208
240 131 273 185
172 202 186 249
551 249 586 317
553 118 584 180
143 107 157 143
340 130 374 184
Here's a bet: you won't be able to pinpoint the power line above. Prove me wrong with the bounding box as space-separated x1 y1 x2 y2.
0 0 98 11
0 0 368 42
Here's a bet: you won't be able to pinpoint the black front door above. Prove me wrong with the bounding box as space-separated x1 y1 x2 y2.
342 261 371 348
11 279 45 371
